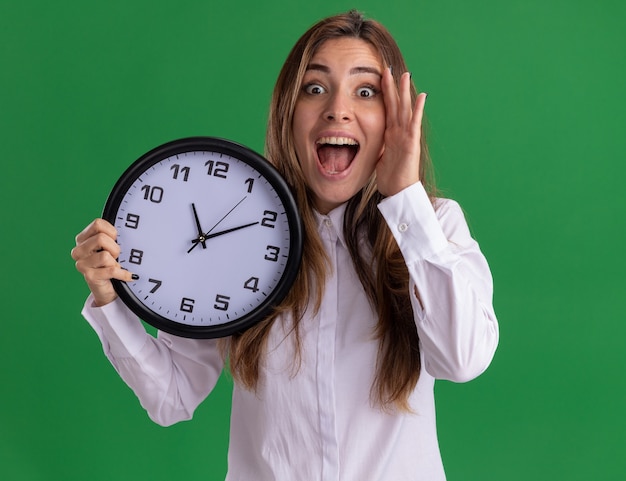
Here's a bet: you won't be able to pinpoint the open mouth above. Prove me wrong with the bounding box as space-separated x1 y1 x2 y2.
316 137 359 175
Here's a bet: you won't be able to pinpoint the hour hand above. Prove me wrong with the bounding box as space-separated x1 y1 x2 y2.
191 203 207 249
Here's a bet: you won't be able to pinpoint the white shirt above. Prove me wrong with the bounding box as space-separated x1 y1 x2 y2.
82 182 498 481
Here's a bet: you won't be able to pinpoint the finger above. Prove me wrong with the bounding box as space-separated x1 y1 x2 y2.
382 66 400 124
71 231 120 261
76 248 117 272
75 251 135 284
85 264 135 285
399 72 414 125
77 255 134 307
410 92 428 134
75 218 117 245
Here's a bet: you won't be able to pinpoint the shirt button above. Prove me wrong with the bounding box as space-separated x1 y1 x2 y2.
324 219 333 227
398 222 408 232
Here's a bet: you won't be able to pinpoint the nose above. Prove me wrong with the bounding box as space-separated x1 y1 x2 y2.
324 92 352 122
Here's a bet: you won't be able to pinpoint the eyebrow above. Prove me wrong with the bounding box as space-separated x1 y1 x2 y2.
306 63 382 77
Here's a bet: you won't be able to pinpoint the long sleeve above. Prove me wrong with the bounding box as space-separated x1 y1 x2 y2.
82 295 225 426
378 182 499 382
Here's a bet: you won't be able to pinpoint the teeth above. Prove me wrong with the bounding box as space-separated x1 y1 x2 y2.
316 136 359 146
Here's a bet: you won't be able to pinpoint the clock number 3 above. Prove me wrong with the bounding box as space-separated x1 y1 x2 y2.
264 245 280 262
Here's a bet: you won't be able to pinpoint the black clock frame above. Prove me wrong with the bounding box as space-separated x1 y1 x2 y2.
102 137 303 339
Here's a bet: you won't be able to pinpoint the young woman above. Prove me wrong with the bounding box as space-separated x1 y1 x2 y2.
72 10 498 480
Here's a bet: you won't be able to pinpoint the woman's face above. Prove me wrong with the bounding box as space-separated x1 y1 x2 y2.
292 37 386 214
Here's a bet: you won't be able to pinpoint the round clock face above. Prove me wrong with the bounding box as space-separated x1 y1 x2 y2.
102 137 303 339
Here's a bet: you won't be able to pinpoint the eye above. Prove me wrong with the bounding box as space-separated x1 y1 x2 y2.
303 83 326 95
356 86 377 98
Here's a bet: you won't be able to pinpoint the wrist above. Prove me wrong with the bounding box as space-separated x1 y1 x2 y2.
91 289 118 307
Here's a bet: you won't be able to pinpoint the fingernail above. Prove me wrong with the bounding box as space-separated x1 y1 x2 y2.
131 274 139 280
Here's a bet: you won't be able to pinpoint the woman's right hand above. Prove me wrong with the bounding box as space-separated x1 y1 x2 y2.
71 218 135 307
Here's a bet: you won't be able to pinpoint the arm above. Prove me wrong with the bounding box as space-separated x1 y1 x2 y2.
73 219 224 425
376 69 498 381
378 183 499 382
83 296 224 426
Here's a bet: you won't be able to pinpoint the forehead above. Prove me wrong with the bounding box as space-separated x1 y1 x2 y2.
308 37 383 69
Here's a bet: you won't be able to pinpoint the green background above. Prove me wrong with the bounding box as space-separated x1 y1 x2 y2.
2 0 624 479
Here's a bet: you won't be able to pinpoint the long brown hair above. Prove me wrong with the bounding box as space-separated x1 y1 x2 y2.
225 10 436 411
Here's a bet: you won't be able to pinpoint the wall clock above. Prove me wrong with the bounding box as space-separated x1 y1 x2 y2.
102 137 303 338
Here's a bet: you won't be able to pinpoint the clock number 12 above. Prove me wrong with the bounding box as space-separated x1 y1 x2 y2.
206 160 229 179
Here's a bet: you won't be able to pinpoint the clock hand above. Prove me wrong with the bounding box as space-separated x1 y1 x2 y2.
188 196 248 253
191 203 207 249
187 222 260 253
206 196 247 234
204 221 260 240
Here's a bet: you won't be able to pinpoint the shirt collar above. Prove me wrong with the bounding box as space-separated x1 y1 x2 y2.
314 203 348 249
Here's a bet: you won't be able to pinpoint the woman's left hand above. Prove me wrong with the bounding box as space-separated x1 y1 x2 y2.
376 68 427 197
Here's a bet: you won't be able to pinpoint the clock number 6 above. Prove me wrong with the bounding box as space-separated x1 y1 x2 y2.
180 297 195 313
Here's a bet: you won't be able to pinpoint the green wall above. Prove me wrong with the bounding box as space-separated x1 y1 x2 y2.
2 0 624 479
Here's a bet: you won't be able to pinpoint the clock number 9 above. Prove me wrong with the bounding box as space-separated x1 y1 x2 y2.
125 213 140 229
